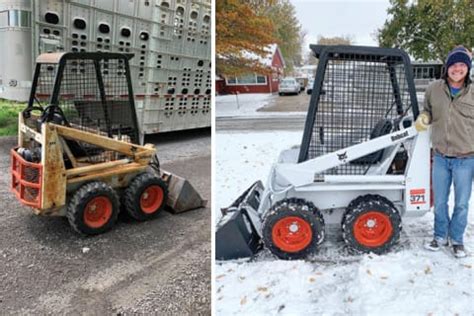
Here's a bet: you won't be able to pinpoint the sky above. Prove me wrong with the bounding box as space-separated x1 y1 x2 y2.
291 0 391 55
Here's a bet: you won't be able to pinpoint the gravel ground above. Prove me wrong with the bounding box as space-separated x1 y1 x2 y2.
0 129 211 314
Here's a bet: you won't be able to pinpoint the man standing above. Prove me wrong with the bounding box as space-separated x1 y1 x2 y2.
416 46 473 258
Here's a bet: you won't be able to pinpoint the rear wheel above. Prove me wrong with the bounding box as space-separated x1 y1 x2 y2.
342 194 401 254
262 198 325 260
123 172 168 221
67 181 119 235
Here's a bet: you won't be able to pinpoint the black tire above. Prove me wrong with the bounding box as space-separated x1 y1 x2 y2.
279 92 283 96
67 181 119 235
342 194 401 254
262 198 325 260
123 172 168 221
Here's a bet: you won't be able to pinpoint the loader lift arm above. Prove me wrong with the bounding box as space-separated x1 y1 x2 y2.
276 126 419 187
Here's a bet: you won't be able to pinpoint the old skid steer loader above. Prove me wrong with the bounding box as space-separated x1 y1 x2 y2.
11 52 205 235
216 45 431 260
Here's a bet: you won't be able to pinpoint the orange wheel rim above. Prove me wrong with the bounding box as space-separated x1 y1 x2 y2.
271 216 313 253
83 196 113 228
353 211 393 247
140 185 164 214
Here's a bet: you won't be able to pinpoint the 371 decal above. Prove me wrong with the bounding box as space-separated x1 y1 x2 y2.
410 189 426 205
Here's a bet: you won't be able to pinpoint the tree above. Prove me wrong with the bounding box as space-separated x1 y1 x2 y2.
216 0 276 76
317 35 353 46
264 0 303 70
216 0 303 76
304 35 354 65
377 0 474 61
304 50 318 66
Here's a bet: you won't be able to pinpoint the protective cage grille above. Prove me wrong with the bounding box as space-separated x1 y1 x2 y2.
11 148 42 208
299 46 418 176
32 53 139 163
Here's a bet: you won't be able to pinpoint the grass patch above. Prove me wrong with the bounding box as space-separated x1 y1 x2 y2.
0 100 26 136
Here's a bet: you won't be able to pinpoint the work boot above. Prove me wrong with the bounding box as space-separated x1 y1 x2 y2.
424 239 448 251
452 245 467 258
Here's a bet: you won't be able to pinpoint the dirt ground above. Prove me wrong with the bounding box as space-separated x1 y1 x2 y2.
258 91 311 112
0 129 211 314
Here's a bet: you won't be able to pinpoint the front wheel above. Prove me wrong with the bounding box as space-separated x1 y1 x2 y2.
342 194 401 254
262 198 325 260
122 172 168 221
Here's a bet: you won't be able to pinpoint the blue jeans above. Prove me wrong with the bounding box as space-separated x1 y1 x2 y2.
432 153 474 245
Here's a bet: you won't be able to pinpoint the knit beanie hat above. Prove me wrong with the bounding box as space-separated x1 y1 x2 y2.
445 46 472 69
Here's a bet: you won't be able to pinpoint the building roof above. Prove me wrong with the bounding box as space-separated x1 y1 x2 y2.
242 44 285 68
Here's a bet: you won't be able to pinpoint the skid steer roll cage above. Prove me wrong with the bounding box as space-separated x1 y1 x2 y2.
299 46 420 164
25 52 140 145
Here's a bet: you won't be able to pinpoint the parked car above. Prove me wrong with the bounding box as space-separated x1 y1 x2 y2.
279 77 300 96
306 79 314 95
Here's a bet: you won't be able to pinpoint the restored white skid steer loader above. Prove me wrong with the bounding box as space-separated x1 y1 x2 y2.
216 45 431 260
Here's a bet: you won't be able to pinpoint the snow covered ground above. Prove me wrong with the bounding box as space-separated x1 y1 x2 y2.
216 93 303 117
215 131 474 315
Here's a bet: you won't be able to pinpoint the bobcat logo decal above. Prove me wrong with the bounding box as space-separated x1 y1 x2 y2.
337 151 347 161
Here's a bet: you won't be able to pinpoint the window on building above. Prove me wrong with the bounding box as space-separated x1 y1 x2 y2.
227 77 237 84
226 74 267 85
256 75 266 83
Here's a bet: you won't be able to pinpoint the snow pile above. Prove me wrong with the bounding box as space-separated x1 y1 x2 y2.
216 94 276 117
215 131 474 315
215 94 305 117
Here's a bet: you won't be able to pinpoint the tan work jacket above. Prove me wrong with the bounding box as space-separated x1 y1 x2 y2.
422 79 474 157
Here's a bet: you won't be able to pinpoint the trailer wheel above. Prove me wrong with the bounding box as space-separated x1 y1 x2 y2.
342 194 401 254
67 181 119 235
262 198 325 260
123 172 168 221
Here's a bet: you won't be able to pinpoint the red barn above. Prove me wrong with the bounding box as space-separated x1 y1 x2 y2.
216 44 285 94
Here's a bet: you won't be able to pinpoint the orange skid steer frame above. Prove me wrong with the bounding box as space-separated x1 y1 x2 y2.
12 116 156 215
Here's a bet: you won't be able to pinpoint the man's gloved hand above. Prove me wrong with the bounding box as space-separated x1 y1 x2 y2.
415 112 430 131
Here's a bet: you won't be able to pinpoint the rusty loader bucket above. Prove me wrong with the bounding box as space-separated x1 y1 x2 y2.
162 171 207 213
